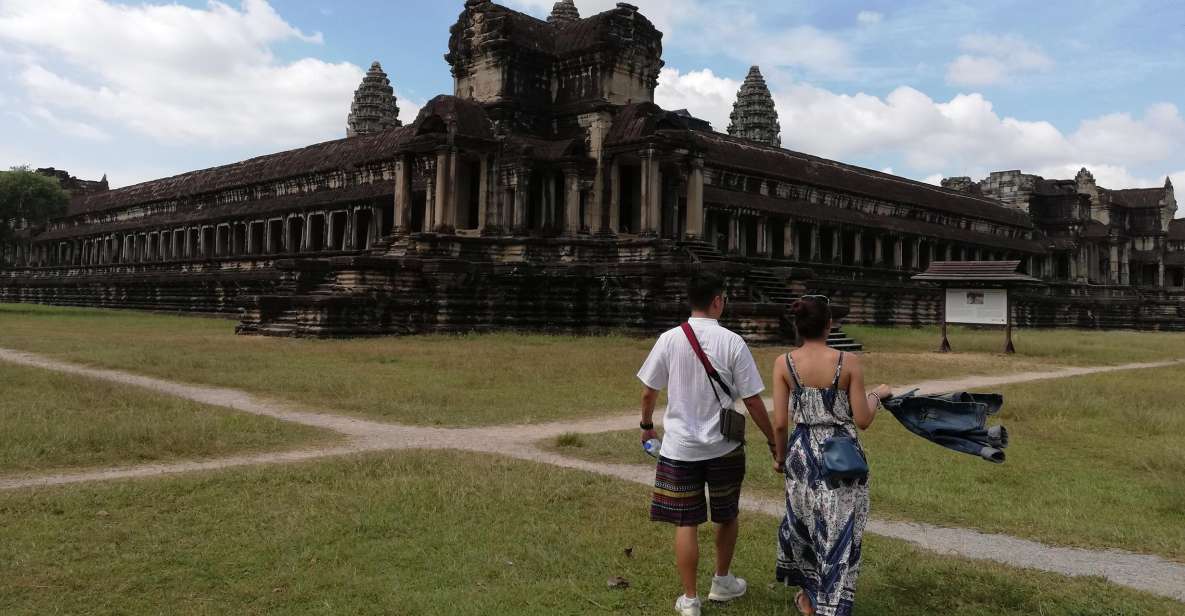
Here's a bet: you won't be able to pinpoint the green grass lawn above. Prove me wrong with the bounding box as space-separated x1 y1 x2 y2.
546 364 1185 561
0 362 333 474
1 451 1178 615
0 304 1152 428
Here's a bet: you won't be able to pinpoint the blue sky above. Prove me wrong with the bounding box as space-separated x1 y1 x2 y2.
1 0 1183 201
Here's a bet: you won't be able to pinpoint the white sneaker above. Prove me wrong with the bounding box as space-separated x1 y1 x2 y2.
674 594 702 616
708 573 748 602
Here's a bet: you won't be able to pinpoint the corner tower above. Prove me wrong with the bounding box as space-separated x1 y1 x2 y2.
727 66 781 148
548 0 580 23
347 61 402 137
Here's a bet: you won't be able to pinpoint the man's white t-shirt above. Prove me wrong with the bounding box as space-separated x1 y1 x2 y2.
637 317 765 462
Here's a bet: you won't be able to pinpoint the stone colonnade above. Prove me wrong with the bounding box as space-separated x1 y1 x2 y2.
28 202 390 268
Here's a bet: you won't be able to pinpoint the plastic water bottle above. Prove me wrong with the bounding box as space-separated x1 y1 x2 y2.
643 438 662 458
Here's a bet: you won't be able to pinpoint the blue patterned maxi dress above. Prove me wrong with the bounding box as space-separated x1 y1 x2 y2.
776 353 869 616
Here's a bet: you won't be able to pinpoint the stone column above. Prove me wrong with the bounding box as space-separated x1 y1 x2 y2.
756 217 770 257
1158 259 1166 288
424 175 436 231
832 229 842 262
912 238 922 270
810 224 822 262
685 157 705 240
477 155 490 232
564 170 581 235
853 231 864 265
1110 244 1120 284
394 156 411 231
608 159 621 233
727 214 740 254
448 148 461 230
874 236 885 266
433 149 450 233
783 220 795 260
513 173 529 232
639 150 661 235
1121 244 1131 285
894 238 904 269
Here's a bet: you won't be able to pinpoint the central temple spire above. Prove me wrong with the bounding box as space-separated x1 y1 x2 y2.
548 0 580 23
727 66 782 148
347 61 402 137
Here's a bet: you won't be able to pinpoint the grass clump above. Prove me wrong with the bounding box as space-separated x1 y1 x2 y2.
555 433 586 449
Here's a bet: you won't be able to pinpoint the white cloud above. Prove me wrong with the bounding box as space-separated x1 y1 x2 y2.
946 34 1054 86
28 106 110 141
655 68 740 132
656 67 1185 190
0 0 394 148
856 11 883 25
922 173 945 185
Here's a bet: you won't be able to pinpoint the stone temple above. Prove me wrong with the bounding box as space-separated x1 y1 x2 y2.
2 0 1183 339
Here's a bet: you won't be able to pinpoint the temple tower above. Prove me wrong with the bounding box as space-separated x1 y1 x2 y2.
347 61 402 137
548 0 580 23
728 66 781 148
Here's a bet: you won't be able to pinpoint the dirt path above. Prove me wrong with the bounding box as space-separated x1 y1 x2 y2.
2 347 1183 602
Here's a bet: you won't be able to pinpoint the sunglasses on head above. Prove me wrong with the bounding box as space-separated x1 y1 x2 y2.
801 294 831 305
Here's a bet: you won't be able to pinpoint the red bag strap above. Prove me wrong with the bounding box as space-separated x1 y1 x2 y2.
680 322 733 400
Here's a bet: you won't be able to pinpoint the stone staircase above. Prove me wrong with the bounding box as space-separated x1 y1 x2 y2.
681 240 726 263
679 241 863 351
826 326 864 352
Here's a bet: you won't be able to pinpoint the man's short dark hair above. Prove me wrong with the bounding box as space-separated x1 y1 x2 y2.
688 271 725 311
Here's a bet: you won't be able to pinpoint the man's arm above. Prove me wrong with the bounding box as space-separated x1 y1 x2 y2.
743 395 776 456
640 387 660 443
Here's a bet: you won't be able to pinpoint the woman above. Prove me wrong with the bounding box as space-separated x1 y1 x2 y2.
772 296 891 616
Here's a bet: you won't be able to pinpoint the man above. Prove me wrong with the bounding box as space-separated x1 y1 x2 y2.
638 271 778 616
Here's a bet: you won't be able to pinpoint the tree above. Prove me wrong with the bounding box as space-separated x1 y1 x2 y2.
0 166 70 245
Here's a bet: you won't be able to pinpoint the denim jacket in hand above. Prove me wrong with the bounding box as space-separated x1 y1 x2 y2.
883 391 1010 463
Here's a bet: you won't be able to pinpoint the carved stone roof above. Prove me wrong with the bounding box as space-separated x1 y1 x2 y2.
347 61 402 137
412 95 495 140
65 96 493 218
727 66 781 147
1109 187 1169 209
704 186 1045 252
1170 219 1185 241
67 127 414 217
548 0 579 23
688 131 1034 229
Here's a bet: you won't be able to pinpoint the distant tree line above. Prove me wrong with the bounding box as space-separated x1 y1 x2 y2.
0 166 69 266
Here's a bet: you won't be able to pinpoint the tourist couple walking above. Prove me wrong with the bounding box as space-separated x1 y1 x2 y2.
638 272 892 616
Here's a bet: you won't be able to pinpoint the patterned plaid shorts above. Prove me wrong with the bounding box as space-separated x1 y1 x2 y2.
651 445 746 527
